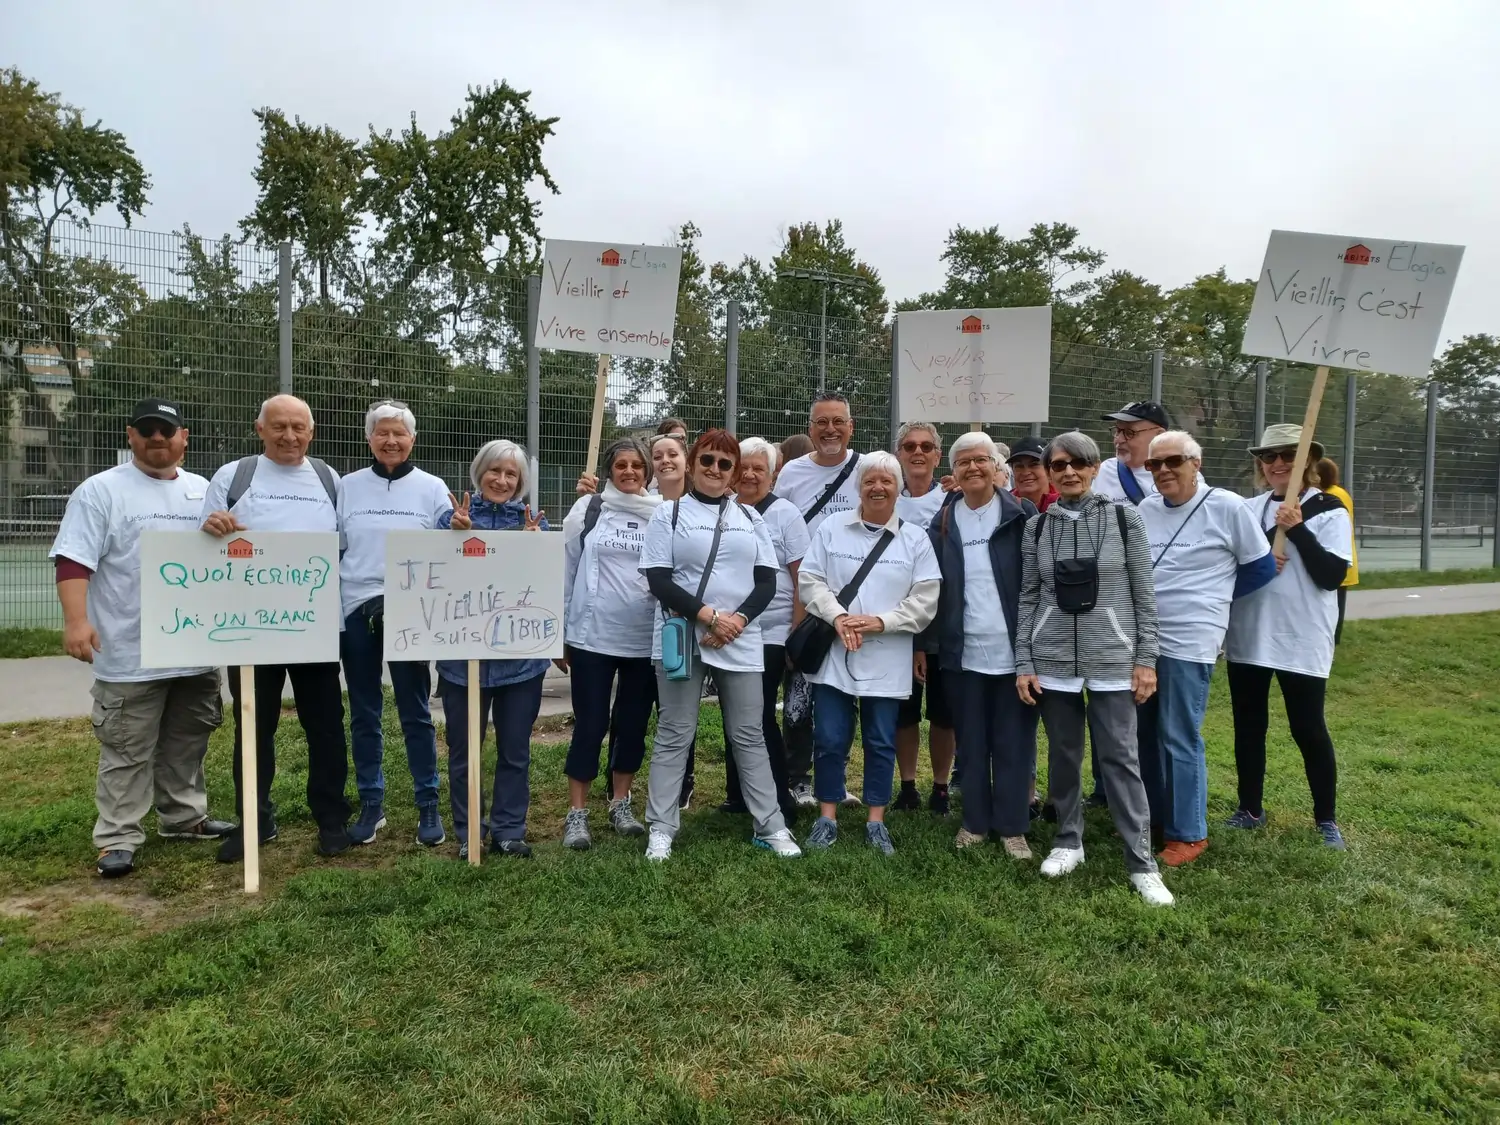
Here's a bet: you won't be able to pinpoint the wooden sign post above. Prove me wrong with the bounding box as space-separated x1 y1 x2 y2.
238 671 260 893
586 354 610 475
1241 230 1465 553
466 659 482 866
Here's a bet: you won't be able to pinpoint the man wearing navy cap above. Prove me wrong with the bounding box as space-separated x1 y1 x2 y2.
49 398 234 878
1097 401 1173 506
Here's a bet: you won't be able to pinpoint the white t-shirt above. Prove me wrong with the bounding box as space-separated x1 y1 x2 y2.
955 496 1015 675
564 498 656 658
748 496 810 648
202 455 340 533
1225 488 1352 679
800 511 941 698
896 480 946 528
49 463 214 683
338 465 452 620
638 494 778 673
1140 487 1271 664
775 451 862 536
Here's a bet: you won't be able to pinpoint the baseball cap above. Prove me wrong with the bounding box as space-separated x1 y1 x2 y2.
1007 436 1047 463
129 398 184 428
1101 401 1170 429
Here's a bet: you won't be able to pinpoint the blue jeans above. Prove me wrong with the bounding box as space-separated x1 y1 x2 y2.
439 673 543 841
1137 656 1214 842
811 684 899 809
341 608 439 807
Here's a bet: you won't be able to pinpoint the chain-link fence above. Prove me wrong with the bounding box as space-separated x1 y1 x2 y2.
3 217 1497 627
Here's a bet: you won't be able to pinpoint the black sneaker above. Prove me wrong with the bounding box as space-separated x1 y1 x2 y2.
317 826 353 857
1225 808 1267 830
893 782 921 812
1029 800 1042 822
492 839 533 859
214 817 279 864
928 784 951 817
1085 791 1109 810
96 849 135 878
716 799 750 814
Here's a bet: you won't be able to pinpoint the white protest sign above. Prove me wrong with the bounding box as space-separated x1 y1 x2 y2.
381 530 565 662
536 238 683 362
1241 230 1464 378
138 531 341 668
896 306 1051 424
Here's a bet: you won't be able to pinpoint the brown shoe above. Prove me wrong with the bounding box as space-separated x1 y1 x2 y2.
954 828 986 850
1001 835 1033 860
1158 839 1208 867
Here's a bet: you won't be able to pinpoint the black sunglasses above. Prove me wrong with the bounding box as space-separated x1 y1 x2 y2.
900 440 936 453
698 454 735 472
1144 454 1194 471
1256 449 1298 465
133 420 179 439
1047 457 1092 473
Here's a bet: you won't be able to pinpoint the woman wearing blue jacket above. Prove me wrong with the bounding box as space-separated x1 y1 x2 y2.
924 432 1038 857
436 439 548 859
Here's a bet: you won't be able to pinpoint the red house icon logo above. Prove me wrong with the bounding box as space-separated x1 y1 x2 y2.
599 248 622 267
960 315 984 334
461 536 488 558
226 538 254 559
1341 243 1372 265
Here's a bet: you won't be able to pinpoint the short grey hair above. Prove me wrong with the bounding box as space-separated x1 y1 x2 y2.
739 436 779 474
364 400 416 439
808 392 851 423
602 436 652 486
948 431 999 466
893 421 943 457
856 450 902 488
1045 430 1102 466
1149 430 1203 461
257 394 314 427
470 439 530 494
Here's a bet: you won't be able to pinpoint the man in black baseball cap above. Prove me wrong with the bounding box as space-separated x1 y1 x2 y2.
128 399 187 476
1098 401 1172 506
1007 436 1057 513
130 397 184 429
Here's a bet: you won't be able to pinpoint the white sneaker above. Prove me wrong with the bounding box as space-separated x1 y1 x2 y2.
1040 846 1086 878
754 829 803 858
1130 871 1175 907
645 829 673 862
792 783 816 808
841 789 863 808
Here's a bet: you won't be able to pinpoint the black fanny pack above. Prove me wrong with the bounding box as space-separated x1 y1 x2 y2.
1054 557 1100 614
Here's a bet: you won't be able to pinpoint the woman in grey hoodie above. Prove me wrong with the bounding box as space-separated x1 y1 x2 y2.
1015 431 1173 907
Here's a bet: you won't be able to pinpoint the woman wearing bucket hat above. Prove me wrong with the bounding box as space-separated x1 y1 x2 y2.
1223 423 1353 849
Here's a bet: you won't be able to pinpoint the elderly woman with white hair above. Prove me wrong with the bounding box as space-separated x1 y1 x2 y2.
925 431 1038 856
1015 430 1173 906
434 439 548 859
798 450 941 855
339 400 456 849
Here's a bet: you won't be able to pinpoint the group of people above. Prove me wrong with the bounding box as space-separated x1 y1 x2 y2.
53 390 1356 909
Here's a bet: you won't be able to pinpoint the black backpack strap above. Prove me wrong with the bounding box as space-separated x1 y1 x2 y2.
1032 511 1047 543
835 527 896 606
225 455 259 509
581 492 605 543
1116 503 1128 545
803 453 859 523
308 457 339 509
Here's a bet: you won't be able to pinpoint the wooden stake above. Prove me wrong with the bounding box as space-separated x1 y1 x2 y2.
586 353 609 475
1272 364 1331 557
239 667 260 895
969 421 984 432
467 660 482 867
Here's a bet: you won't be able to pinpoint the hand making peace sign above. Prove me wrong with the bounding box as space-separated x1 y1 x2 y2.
447 491 472 530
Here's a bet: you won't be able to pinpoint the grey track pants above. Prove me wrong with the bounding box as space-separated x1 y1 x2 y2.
646 661 787 840
1039 688 1157 874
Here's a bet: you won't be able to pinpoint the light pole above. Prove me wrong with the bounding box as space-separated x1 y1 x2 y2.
777 267 870 393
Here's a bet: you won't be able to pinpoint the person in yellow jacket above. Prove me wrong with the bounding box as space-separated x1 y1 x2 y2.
1316 458 1358 643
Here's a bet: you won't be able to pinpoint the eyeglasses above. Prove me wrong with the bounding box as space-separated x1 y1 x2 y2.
899 441 936 454
812 417 850 429
1144 454 1195 472
133 420 179 439
1114 425 1157 440
698 454 735 472
1047 457 1093 474
1256 449 1298 466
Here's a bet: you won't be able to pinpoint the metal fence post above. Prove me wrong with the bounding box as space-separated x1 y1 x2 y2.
277 242 293 394
1343 373 1356 490
1030 421 1042 439
725 301 740 433
1150 348 1163 403
889 315 901 445
1253 361 1268 443
525 275 541 511
1494 433 1500 569
1421 380 1437 571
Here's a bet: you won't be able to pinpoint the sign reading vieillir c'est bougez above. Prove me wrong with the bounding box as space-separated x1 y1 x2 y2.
535 239 683 362
1241 230 1464 379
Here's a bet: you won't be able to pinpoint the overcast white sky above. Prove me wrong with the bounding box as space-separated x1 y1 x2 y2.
11 0 1498 343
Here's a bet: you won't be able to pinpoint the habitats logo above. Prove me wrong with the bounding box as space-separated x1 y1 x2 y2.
958 315 987 334
460 536 492 558
224 537 258 559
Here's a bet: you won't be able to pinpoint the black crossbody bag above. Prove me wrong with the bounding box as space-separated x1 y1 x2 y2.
786 527 896 674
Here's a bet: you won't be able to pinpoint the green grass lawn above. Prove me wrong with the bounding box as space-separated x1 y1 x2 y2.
0 627 63 659
2 616 1499 1123
1353 566 1499 590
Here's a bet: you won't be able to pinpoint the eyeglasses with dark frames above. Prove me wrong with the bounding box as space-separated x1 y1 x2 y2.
1256 449 1298 465
698 454 735 472
1047 457 1093 474
1144 454 1194 471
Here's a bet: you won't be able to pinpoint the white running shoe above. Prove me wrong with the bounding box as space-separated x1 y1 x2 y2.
1040 846 1086 878
1130 871 1175 907
754 829 803 858
841 789 863 808
791 782 816 808
645 829 673 862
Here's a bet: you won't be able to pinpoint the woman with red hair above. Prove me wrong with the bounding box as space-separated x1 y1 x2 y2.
637 430 802 861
